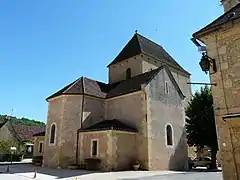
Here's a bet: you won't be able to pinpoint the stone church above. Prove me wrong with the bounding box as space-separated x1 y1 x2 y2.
42 32 192 171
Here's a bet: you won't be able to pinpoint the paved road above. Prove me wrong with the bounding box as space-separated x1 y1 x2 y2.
0 164 222 180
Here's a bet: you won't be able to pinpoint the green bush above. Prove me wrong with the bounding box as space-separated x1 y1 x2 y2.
0 153 23 162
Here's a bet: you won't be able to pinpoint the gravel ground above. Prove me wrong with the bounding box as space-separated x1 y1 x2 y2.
0 164 222 180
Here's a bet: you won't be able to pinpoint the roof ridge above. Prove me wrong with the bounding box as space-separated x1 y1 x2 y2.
83 76 108 85
82 77 85 94
63 77 82 93
136 33 164 50
135 33 144 53
136 34 189 73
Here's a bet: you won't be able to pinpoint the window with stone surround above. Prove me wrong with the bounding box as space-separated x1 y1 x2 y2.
50 123 56 144
91 139 98 156
166 124 173 146
38 141 43 153
165 81 169 94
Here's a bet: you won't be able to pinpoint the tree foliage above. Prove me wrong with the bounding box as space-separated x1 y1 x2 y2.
0 114 45 126
186 86 218 168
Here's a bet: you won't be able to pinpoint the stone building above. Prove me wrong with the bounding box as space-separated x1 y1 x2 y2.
0 118 45 157
43 33 191 171
192 1 240 180
33 131 45 157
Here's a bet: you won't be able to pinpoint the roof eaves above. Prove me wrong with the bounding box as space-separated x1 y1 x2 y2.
193 4 240 39
46 77 82 102
79 127 137 133
141 52 190 76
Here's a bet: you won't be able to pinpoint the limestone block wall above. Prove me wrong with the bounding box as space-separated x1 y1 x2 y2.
43 96 64 168
113 131 137 170
78 131 112 171
105 93 144 129
146 68 187 171
142 56 192 109
199 23 240 180
105 93 149 169
60 95 83 167
33 136 45 157
83 96 105 128
108 55 142 83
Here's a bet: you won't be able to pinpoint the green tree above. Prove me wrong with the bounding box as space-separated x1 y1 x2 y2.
186 86 218 169
0 115 45 126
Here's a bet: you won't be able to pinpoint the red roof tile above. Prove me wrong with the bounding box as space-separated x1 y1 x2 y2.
11 124 45 141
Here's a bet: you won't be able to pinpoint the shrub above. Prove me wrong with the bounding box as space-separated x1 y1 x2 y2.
0 153 23 162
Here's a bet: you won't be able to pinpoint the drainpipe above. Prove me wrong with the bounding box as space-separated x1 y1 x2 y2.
75 129 81 165
76 77 85 165
142 89 149 170
190 38 207 52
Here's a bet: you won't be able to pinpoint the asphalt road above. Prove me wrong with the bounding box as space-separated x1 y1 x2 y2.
0 164 223 180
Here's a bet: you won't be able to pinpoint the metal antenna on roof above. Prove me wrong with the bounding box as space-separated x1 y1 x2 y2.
10 109 13 117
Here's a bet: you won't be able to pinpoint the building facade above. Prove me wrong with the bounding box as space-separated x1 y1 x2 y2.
43 33 192 171
193 1 240 180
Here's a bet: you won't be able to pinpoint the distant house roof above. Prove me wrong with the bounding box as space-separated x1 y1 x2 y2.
33 131 45 137
107 33 190 75
193 3 240 38
46 65 185 101
8 122 45 142
79 119 137 133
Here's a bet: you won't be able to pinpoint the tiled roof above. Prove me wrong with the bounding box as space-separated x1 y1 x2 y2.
46 65 185 101
193 3 240 38
106 67 161 98
79 119 137 133
33 131 45 137
46 79 79 101
46 77 111 101
107 33 189 75
9 123 45 141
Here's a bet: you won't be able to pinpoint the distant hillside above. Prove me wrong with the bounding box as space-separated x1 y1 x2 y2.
0 115 45 127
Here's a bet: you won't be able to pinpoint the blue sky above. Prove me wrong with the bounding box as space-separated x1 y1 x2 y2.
0 0 223 122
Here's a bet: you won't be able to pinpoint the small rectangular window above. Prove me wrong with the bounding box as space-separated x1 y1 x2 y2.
39 142 43 153
165 81 169 94
91 140 98 156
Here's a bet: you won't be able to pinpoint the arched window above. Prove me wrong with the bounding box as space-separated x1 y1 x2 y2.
166 124 173 146
50 124 56 144
126 68 131 79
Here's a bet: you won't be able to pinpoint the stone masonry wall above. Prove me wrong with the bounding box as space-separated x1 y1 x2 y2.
33 136 45 157
108 54 142 83
82 96 105 128
105 92 149 169
146 68 187 171
113 131 137 170
44 96 64 168
142 54 192 109
78 131 112 171
108 53 191 108
200 23 240 180
60 95 83 168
